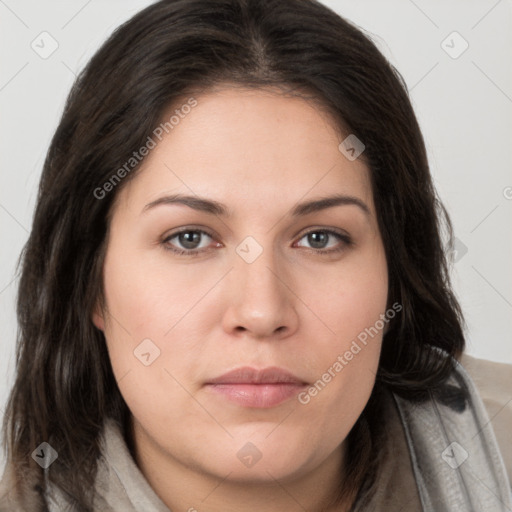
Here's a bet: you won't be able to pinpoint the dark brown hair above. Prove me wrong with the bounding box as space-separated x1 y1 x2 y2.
1 0 464 509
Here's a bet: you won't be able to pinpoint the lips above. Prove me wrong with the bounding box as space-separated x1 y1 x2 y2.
205 366 308 408
206 366 307 385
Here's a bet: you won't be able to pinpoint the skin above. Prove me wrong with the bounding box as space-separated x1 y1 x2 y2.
93 85 388 512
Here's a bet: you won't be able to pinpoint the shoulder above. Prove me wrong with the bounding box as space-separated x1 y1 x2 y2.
458 352 512 486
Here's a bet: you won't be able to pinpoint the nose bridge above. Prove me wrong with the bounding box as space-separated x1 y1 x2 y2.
235 235 285 302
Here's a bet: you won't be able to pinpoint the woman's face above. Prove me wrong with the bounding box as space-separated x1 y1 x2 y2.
94 86 388 486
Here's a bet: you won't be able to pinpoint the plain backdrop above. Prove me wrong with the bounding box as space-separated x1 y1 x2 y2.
1 0 511 466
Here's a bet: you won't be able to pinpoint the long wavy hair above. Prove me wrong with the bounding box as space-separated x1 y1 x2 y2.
1 0 465 509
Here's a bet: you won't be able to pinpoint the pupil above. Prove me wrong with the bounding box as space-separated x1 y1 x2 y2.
180 231 201 249
309 232 327 249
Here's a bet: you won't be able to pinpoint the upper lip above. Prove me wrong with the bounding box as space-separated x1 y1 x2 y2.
206 366 307 385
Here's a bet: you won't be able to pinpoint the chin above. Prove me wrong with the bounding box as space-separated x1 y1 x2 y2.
199 436 314 483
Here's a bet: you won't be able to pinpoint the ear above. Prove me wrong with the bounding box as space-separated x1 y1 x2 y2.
92 301 105 331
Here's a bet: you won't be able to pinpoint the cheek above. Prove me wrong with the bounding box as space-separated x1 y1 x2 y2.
303 241 388 349
297 244 388 410
100 243 221 404
101 239 218 339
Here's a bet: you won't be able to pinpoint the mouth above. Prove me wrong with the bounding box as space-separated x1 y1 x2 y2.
204 366 308 408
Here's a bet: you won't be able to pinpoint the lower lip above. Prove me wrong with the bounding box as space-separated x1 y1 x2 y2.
205 383 307 408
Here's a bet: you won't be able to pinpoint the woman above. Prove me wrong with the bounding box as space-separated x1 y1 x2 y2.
1 0 510 510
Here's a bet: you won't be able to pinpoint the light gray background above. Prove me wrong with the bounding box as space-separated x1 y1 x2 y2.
1 0 511 466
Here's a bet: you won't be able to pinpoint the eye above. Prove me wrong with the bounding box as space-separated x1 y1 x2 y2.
294 229 352 254
162 228 219 256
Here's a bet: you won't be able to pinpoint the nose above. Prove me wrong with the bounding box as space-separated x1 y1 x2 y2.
221 243 299 340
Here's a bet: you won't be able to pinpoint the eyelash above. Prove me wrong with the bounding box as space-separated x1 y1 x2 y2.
161 227 353 257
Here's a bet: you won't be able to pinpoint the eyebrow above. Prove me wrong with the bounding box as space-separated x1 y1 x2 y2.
142 193 370 218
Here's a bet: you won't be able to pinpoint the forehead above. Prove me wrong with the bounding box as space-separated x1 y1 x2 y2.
117 86 374 217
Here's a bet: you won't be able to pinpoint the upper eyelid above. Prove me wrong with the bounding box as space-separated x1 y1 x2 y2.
163 226 215 239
